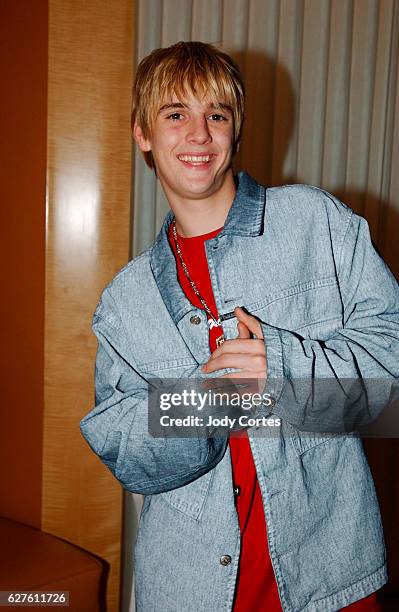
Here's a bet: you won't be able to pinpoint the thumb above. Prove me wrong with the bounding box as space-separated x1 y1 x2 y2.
234 306 264 340
237 321 251 339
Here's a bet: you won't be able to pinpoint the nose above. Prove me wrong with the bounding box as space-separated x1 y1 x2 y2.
186 115 212 144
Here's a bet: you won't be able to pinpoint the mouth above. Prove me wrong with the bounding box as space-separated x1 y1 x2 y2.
177 153 216 167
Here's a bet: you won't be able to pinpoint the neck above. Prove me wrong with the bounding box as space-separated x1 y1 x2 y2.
166 170 236 237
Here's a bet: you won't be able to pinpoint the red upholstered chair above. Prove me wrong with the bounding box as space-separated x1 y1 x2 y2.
0 516 108 611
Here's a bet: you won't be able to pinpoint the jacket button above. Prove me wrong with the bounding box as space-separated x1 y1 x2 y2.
220 555 232 566
190 315 201 325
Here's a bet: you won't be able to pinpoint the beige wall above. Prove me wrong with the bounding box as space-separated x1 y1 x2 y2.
1 1 134 607
1 1 133 608
44 1 134 610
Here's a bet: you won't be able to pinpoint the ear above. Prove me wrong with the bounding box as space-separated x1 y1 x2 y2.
133 122 152 152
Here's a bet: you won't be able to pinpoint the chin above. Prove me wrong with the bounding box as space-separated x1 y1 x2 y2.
182 182 218 198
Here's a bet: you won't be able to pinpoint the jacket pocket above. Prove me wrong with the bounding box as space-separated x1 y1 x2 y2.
137 358 198 378
285 421 338 455
158 468 214 521
247 277 343 341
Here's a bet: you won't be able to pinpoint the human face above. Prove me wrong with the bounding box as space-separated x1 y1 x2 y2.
134 91 236 208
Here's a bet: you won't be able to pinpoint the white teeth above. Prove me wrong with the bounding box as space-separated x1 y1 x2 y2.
178 155 212 163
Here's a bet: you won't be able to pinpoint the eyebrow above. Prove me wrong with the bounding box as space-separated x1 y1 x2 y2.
159 102 187 112
158 102 232 113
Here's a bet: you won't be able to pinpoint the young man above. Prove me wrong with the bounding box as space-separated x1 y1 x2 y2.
80 42 399 611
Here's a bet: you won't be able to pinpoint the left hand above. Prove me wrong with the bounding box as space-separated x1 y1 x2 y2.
201 307 267 392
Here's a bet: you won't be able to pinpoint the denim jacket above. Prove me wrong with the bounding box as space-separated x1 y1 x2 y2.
80 173 399 611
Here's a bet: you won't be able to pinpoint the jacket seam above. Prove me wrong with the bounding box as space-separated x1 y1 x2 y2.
337 209 355 280
122 462 210 491
249 277 338 312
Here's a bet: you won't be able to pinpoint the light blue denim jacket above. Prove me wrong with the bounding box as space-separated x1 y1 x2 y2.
80 173 399 611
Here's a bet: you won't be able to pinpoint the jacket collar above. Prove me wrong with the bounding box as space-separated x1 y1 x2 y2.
221 171 265 237
150 172 266 325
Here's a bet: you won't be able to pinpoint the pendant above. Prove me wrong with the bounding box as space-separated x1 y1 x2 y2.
208 317 222 330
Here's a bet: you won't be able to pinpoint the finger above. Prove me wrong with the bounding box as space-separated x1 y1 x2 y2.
212 338 264 355
202 339 265 370
234 307 264 339
237 321 251 339
205 353 266 374
220 371 264 380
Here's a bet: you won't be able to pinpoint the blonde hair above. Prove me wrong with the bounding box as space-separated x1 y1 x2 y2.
132 41 245 169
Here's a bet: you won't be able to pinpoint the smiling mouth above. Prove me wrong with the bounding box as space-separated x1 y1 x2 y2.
177 154 215 165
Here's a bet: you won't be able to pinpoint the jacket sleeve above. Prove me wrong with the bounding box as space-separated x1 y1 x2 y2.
261 209 399 432
80 289 228 495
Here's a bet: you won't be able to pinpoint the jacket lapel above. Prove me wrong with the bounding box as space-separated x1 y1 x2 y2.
149 172 266 363
150 213 209 364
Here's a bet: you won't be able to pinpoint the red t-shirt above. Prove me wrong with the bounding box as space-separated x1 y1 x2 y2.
168 222 380 611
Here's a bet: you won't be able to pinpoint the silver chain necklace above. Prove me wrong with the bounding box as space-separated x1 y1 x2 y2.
171 218 225 346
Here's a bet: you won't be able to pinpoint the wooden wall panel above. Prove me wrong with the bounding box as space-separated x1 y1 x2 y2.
0 0 47 528
44 1 134 610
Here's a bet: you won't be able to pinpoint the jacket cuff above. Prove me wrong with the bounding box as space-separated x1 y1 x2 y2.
259 322 285 411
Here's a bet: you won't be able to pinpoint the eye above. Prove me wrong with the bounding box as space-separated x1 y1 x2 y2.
209 113 227 121
167 112 184 121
